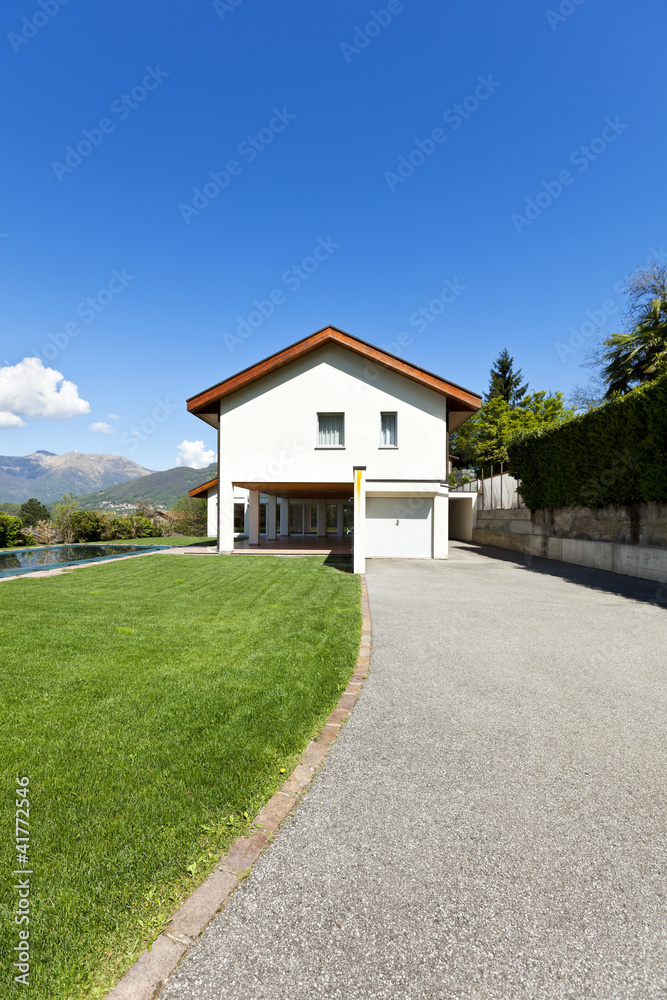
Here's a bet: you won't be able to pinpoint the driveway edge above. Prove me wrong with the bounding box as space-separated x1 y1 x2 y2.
105 575 371 1000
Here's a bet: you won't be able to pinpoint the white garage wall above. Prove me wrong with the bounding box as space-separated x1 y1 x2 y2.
366 497 433 558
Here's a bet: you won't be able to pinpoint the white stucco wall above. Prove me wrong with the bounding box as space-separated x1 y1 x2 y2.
218 344 448 485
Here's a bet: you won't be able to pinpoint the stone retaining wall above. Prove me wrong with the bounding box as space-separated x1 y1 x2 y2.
472 504 667 585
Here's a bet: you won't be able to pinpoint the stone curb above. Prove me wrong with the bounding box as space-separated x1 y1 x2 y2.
105 575 371 1000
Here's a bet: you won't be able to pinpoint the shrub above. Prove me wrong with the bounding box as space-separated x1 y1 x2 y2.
33 520 59 545
103 517 133 541
70 511 106 543
168 496 207 537
130 514 162 538
52 493 79 543
0 514 23 548
507 369 667 510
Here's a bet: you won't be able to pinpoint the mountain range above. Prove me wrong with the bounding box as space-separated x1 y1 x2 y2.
0 451 152 504
70 463 217 512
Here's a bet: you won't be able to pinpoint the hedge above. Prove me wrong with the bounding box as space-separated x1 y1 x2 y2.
0 513 23 548
507 370 667 511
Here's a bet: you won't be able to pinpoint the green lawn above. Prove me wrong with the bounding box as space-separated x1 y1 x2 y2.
104 535 217 547
0 556 360 1000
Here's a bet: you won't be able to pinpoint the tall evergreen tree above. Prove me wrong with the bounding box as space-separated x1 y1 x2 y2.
486 348 528 408
19 498 50 528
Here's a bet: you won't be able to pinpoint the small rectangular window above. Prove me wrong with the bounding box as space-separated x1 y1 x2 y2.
317 412 345 447
381 412 397 447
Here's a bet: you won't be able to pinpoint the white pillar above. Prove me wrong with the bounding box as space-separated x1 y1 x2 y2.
317 500 327 537
279 499 289 537
249 490 260 546
267 495 277 540
433 491 449 559
353 466 366 575
207 490 218 537
217 481 234 554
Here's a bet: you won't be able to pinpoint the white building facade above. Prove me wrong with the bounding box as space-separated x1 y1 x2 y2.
188 327 481 571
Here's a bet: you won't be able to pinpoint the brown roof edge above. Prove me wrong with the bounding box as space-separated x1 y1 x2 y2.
189 478 217 498
187 326 482 416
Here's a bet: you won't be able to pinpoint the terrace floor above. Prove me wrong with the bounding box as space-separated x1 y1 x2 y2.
233 536 352 556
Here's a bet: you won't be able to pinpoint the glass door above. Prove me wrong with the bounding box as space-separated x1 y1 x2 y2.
304 504 317 535
326 503 339 535
289 503 303 535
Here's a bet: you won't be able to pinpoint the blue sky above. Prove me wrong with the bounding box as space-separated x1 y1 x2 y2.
0 0 664 470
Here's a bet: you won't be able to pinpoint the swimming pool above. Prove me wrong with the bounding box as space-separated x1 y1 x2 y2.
0 544 164 578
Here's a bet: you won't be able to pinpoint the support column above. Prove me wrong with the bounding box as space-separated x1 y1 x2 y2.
207 490 218 537
433 491 449 559
353 466 366 575
248 490 260 546
267 495 277 540
317 499 327 537
337 502 343 537
279 498 289 537
217 481 234 554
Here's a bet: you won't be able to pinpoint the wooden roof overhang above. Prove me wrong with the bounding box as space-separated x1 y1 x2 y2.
186 326 481 430
190 480 354 501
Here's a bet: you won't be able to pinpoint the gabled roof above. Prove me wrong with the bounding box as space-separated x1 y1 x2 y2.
188 478 217 498
187 326 481 426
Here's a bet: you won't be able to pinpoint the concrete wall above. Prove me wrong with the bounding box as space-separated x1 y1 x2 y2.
473 506 667 584
532 502 667 547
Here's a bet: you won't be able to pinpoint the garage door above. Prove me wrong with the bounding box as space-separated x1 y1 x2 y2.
365 497 433 558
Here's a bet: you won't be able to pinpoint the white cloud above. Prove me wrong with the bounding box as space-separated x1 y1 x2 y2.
176 439 216 469
0 411 26 428
0 357 90 426
89 421 116 434
107 412 120 420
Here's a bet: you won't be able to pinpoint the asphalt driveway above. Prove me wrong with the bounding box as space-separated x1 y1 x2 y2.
159 542 666 999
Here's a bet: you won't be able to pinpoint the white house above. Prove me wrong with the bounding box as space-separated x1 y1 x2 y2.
187 326 481 571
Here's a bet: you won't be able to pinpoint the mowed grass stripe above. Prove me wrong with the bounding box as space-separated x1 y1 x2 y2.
0 555 360 1000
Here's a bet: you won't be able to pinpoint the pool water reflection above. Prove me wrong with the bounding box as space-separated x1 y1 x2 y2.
0 544 163 578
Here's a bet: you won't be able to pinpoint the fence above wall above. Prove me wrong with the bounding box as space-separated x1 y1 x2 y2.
452 464 526 510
